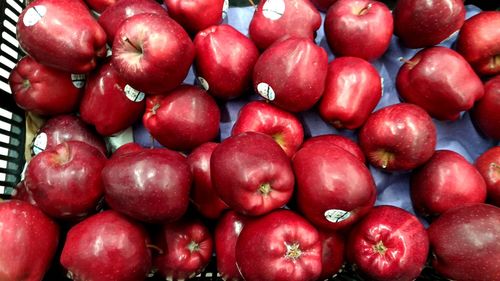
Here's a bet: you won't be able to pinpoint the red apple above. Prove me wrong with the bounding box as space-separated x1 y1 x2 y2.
359 103 437 171
319 57 382 129
393 0 465 48
428 204 500 281
472 75 500 140
456 11 500 76
318 231 345 280
25 141 106 220
293 142 376 231
253 37 328 112
236 209 322 281
9 56 82 116
411 150 487 218
231 101 304 157
187 142 229 219
80 61 146 136
84 0 117 13
324 0 393 61
111 13 194 94
0 200 59 281
17 0 107 73
102 148 191 223
60 210 152 281
194 24 259 100
211 132 294 216
397 46 484 120
475 147 500 206
154 218 213 280
300 134 365 163
347 205 429 281
12 181 37 206
249 0 321 50
143 85 220 151
164 0 225 34
111 142 144 158
310 0 337 12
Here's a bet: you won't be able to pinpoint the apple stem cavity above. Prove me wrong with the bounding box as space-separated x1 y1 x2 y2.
258 183 272 195
187 240 200 253
146 244 164 255
285 242 302 260
373 241 387 255
122 36 142 54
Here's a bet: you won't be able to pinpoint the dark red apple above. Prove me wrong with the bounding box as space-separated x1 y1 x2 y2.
25 141 106 220
310 0 337 12
111 13 194 94
61 210 152 281
472 75 500 140
253 37 328 112
164 0 225 34
17 0 107 73
236 209 322 281
300 134 365 163
211 132 294 216
0 200 59 281
359 103 437 171
102 148 191 223
293 141 376 231
194 24 259 100
318 231 345 280
397 46 484 120
154 218 213 280
143 85 220 152
393 0 465 48
84 0 117 13
9 56 82 116
456 11 500 76
111 142 144 158
231 101 304 158
428 204 500 281
475 147 500 206
347 205 429 281
187 142 229 219
319 57 382 129
12 181 37 206
324 0 393 61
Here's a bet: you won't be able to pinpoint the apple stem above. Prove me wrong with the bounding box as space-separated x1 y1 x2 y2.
358 3 372 15
147 244 164 255
399 57 418 68
122 36 142 53
151 103 161 115
247 0 255 7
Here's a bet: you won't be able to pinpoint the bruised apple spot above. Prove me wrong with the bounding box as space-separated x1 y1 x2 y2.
258 183 272 195
371 149 395 169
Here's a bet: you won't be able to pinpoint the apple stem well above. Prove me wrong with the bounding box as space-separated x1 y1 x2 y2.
187 240 200 253
122 37 142 54
258 183 272 195
373 241 387 255
285 242 302 260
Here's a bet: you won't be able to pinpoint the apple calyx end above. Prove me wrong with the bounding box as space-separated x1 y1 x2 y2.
285 242 302 260
22 79 31 90
147 244 164 255
187 240 200 253
373 241 387 255
258 183 272 195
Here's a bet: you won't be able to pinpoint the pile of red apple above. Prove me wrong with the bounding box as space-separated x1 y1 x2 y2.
1 0 499 280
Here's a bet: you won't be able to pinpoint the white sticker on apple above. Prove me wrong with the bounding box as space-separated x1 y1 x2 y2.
257 82 275 101
197 77 210 91
262 0 285 20
124 84 145 102
222 0 229 19
71 74 86 88
32 132 47 155
23 5 47 27
324 209 351 223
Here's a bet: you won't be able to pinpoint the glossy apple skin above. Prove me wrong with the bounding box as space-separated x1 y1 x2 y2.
154 218 213 280
84 0 116 13
300 134 365 163
324 0 393 61
9 56 82 116
319 57 382 129
194 24 259 100
359 103 437 171
472 75 500 140
211 132 294 216
98 0 167 45
80 62 146 136
249 0 321 50
236 209 322 281
143 85 220 152
318 231 345 280
25 141 106 220
293 142 376 231
475 147 500 206
33 115 107 156
347 205 429 281
102 148 191 223
187 142 229 219
411 150 487 218
393 0 465 48
215 211 248 281
0 200 59 281
60 210 152 281
17 0 106 73
111 142 144 158
111 13 195 94
456 12 500 76
232 101 304 158
428 204 500 281
310 0 337 12
164 0 225 34
397 47 484 121
253 37 328 112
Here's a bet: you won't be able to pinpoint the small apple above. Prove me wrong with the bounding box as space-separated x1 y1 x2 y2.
475 147 500 206
471 75 500 140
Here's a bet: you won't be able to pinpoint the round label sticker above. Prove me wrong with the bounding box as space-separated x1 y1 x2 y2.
324 209 351 223
124 84 145 102
71 74 86 88
23 5 47 27
222 0 229 19
197 77 210 91
32 132 47 155
262 0 285 20
257 82 275 101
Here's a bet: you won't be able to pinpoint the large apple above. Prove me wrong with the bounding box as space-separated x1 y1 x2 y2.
253 37 328 112
475 147 500 206
397 47 484 121
164 0 226 34
471 75 500 140
324 0 393 61
17 0 107 73
300 134 365 163
318 230 345 280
